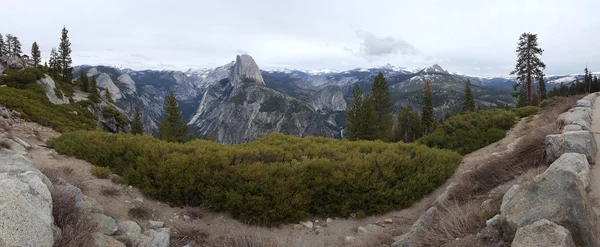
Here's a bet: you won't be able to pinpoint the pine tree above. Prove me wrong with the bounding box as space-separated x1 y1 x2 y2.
5 34 13 56
0 33 6 57
532 92 540 106
346 85 363 140
159 91 188 142
517 86 527 107
48 48 61 78
397 105 421 143
421 80 435 134
510 33 546 105
31 42 41 67
11 36 21 56
79 72 89 92
462 79 475 112
538 76 547 100
370 72 394 140
59 26 73 82
105 89 115 104
88 76 100 103
360 94 379 140
131 107 144 135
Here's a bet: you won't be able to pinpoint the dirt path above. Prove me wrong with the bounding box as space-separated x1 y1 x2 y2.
589 99 600 217
6 119 527 247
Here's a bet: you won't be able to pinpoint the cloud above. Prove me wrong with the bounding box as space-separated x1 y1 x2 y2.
130 54 152 60
351 30 420 61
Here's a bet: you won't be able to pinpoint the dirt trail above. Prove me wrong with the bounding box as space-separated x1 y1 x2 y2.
7 119 527 246
589 99 600 217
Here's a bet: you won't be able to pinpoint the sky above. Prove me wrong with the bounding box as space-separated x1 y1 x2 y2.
1 0 599 76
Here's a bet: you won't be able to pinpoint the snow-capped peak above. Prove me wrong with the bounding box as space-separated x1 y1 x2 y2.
303 69 339 75
422 64 448 74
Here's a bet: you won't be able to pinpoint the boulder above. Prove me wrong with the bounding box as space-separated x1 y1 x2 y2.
562 107 592 130
500 170 597 247
545 131 597 164
141 228 170 247
392 207 437 247
6 56 25 69
92 232 126 247
511 219 576 247
148 220 165 230
300 220 313 229
36 76 69 104
391 232 412 247
92 213 118 236
80 195 104 214
562 124 583 133
546 153 590 190
574 99 592 108
0 154 54 247
117 221 142 235
344 236 356 243
357 226 368 234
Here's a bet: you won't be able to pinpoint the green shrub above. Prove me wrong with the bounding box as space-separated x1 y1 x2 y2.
511 106 540 118
48 131 462 226
0 68 45 88
102 107 125 124
0 85 97 132
90 166 110 179
418 109 518 155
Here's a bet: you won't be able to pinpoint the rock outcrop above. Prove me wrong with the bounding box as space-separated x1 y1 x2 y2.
0 154 54 247
230 54 265 87
96 73 123 101
511 219 576 247
36 76 70 104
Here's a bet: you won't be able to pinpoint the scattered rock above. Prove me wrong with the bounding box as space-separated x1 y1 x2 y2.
92 213 118 236
133 197 144 204
300 220 314 229
384 218 393 224
511 219 576 247
92 232 126 247
357 226 368 234
183 215 191 221
12 136 31 149
80 195 104 214
117 221 142 235
293 224 303 231
365 224 384 233
142 228 170 247
315 226 325 234
326 218 333 224
0 154 54 247
486 214 501 228
149 220 165 230
344 236 356 243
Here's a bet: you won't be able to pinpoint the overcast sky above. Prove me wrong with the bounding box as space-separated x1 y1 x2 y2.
1 0 598 76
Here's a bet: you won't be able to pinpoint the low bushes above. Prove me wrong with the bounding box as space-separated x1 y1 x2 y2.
0 84 97 132
0 68 45 88
511 106 540 118
91 166 110 179
418 109 518 155
48 131 462 226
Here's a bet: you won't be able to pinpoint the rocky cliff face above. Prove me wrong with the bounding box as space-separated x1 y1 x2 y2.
188 55 338 144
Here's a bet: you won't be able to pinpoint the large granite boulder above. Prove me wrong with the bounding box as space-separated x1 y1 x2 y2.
545 153 591 190
92 213 118 236
0 154 54 247
36 76 69 104
6 56 26 70
545 131 597 164
392 207 437 247
511 219 576 247
562 107 592 130
500 169 598 247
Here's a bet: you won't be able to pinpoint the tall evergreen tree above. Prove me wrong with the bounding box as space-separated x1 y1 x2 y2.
31 42 41 67
510 32 546 105
370 72 394 140
538 76 547 100
11 36 21 56
159 91 187 142
79 72 89 92
131 107 144 135
5 34 13 56
517 86 527 107
359 94 379 140
88 76 100 103
0 33 6 57
532 92 540 106
58 26 73 82
462 79 475 112
421 81 435 134
48 48 61 78
585 67 592 93
397 105 421 143
346 85 363 140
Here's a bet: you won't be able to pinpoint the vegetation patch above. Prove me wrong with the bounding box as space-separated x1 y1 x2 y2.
90 166 110 179
48 131 462 226
102 106 125 124
511 106 540 118
259 96 285 113
0 84 97 132
418 109 518 155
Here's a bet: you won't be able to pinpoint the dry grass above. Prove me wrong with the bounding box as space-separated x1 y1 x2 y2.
170 223 209 247
48 181 97 247
183 207 204 221
446 97 574 203
128 205 152 220
415 201 485 247
100 186 121 197
39 166 87 191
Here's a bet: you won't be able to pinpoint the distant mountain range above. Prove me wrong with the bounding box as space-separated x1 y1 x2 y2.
73 56 592 144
